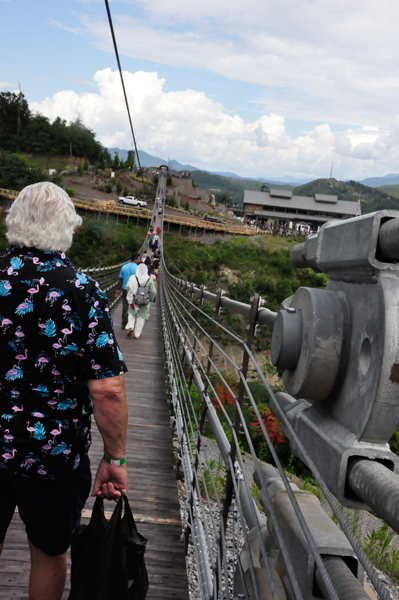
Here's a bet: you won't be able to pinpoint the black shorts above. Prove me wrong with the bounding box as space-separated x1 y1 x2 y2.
0 455 91 556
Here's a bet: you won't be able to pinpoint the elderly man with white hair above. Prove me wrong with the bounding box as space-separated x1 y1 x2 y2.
0 182 128 600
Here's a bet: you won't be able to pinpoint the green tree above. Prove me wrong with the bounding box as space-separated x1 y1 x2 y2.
0 91 31 152
112 152 120 170
123 185 129 197
0 152 47 190
117 179 122 194
153 174 159 185
167 196 177 208
260 184 269 192
78 163 84 176
106 183 113 193
83 159 89 171
184 201 190 211
127 150 135 170
167 175 172 187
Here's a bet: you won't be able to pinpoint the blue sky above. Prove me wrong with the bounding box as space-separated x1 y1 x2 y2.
2 0 399 180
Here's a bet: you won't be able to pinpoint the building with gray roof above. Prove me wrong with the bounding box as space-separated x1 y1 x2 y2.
244 189 358 230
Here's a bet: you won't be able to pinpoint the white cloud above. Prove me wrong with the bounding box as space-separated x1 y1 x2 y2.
74 0 399 129
29 68 399 180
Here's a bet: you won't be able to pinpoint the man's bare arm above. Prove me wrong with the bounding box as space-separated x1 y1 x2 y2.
87 375 128 499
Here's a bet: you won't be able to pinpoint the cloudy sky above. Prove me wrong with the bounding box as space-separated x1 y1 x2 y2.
2 0 399 180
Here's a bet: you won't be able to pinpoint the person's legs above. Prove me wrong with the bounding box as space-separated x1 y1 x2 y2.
28 539 66 600
121 289 128 328
133 316 146 339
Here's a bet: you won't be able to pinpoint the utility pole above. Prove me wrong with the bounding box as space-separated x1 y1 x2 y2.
16 83 22 153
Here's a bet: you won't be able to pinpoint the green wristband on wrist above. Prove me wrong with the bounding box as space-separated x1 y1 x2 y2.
103 455 126 466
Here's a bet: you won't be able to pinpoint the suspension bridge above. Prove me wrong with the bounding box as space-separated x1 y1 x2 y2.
1 174 399 600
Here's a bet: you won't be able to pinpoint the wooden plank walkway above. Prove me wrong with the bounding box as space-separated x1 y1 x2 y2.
0 300 189 600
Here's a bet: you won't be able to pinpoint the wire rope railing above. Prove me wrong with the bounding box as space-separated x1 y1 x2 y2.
158 212 399 599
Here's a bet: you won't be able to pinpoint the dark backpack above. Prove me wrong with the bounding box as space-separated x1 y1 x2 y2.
132 276 150 306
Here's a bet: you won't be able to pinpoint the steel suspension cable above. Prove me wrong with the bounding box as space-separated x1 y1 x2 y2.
104 0 145 187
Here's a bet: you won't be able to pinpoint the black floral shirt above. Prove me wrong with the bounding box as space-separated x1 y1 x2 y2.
0 245 127 479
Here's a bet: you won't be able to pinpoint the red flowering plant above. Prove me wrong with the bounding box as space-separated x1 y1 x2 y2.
249 405 285 446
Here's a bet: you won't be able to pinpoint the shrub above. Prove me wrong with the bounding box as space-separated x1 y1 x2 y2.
123 186 129 197
64 186 75 197
83 160 89 171
77 163 84 176
117 179 122 194
184 201 190 211
106 183 112 193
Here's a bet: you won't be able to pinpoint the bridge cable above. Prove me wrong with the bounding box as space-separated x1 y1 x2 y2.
103 0 146 189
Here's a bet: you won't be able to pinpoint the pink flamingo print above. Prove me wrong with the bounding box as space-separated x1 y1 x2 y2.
32 257 43 266
86 333 95 351
53 385 64 399
63 445 72 461
38 318 46 334
15 349 28 366
62 299 71 316
1 318 13 333
52 338 63 355
42 440 53 453
10 388 20 398
32 411 45 418
61 323 74 342
37 465 47 476
88 316 98 335
50 423 62 443
91 359 101 377
2 449 16 463
21 457 37 468
71 398 78 410
15 326 24 339
6 365 22 380
3 430 14 442
73 418 79 428
35 356 49 371
47 399 58 410
7 267 17 276
27 284 39 301
51 365 60 381
26 422 36 437
16 299 32 315
33 277 48 287
46 290 61 306
11 403 23 413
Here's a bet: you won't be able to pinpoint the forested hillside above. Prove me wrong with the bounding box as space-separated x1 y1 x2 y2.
293 177 399 214
0 91 110 163
191 170 293 205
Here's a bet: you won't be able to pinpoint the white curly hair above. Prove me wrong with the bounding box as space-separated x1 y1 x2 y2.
6 182 83 252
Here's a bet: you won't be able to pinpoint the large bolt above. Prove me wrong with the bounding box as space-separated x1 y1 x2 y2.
271 308 303 371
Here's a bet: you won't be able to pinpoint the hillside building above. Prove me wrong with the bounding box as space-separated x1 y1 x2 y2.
243 189 359 231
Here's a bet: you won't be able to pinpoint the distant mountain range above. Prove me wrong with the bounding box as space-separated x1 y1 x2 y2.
107 147 312 186
358 173 399 187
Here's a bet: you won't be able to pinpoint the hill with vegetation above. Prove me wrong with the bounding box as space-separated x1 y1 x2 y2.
190 170 293 206
378 184 399 200
0 91 110 163
293 177 399 214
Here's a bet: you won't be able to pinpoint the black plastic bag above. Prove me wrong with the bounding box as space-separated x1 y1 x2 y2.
69 493 149 600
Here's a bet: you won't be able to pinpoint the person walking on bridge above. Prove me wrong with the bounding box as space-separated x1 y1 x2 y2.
116 252 141 330
0 182 128 600
125 263 157 339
